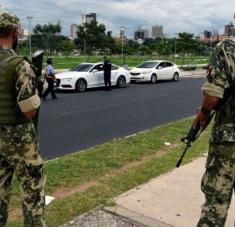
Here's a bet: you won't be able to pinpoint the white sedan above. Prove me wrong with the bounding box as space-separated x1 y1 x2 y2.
130 60 180 83
55 62 130 92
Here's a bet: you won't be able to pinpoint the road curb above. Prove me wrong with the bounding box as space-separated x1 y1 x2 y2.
104 205 174 227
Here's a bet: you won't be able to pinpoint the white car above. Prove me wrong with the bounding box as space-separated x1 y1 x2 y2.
55 62 130 92
130 60 180 83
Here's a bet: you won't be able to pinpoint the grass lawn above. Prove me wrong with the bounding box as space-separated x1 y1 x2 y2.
7 117 211 227
46 55 209 69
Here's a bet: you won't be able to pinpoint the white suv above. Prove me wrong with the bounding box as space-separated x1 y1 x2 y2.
130 60 180 83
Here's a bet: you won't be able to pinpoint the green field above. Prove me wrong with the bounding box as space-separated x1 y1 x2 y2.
7 117 211 227
44 55 209 69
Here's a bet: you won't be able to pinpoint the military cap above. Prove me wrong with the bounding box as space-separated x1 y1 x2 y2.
0 12 20 28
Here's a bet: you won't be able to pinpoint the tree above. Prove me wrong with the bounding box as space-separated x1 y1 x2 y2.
33 22 61 54
203 30 212 38
177 32 195 59
59 40 75 57
74 21 115 54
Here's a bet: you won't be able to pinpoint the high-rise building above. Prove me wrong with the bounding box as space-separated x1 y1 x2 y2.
82 13 97 24
152 25 163 38
70 24 78 40
224 22 234 36
134 26 149 41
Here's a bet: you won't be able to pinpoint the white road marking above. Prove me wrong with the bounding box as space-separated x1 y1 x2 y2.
132 93 170 102
61 103 124 116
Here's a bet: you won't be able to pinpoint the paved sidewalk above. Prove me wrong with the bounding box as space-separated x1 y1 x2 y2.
180 69 206 78
64 155 235 227
105 154 235 227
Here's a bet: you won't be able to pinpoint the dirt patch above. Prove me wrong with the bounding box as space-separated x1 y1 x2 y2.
53 180 101 198
53 142 180 199
103 143 180 179
9 208 22 221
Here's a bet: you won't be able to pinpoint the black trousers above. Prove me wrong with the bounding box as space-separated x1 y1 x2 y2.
42 79 57 99
104 74 111 89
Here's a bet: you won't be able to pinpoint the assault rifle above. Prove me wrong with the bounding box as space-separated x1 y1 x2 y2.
32 50 44 98
24 50 44 131
176 76 235 168
176 112 215 168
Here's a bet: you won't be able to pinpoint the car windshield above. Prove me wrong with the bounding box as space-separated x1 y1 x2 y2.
70 64 94 72
137 62 158 68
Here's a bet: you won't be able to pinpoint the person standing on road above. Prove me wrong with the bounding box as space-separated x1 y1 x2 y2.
192 38 235 227
103 56 112 90
0 12 46 226
42 58 57 100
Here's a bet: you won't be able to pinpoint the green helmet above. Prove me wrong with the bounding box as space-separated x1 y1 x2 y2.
0 12 20 28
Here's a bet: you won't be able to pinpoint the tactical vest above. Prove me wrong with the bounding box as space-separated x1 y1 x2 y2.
212 84 235 143
0 52 29 124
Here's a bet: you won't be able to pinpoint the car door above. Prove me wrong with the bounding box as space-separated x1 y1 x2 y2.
156 62 167 80
110 64 119 85
90 64 104 87
165 62 175 79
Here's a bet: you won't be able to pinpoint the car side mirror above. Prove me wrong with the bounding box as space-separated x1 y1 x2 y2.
92 69 98 73
157 66 163 69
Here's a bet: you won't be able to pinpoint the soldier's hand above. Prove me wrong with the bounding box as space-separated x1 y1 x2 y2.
196 106 210 127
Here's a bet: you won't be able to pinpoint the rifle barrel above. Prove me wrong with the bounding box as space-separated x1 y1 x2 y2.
176 143 190 168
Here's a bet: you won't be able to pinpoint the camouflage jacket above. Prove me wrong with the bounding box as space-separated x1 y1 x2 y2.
202 38 235 143
0 48 40 115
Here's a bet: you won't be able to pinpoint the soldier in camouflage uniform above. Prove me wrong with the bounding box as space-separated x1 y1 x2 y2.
195 38 235 226
0 12 46 226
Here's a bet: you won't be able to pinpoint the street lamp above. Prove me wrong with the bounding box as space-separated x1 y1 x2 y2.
26 16 33 58
210 35 212 57
174 33 178 58
121 26 124 66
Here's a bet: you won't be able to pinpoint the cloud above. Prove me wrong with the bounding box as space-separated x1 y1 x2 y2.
1 0 235 37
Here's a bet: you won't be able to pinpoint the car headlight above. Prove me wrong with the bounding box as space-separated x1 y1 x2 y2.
142 71 152 75
62 78 72 82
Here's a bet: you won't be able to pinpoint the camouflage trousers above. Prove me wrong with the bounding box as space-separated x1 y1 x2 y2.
197 142 235 227
0 122 46 227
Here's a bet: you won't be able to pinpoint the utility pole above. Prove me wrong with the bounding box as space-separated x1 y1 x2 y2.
26 16 33 58
121 27 124 66
210 35 212 57
84 39 86 55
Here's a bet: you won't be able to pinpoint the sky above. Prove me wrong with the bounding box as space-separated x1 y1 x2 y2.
0 0 234 38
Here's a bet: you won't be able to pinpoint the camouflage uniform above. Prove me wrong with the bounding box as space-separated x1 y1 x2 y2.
197 38 235 227
0 13 46 227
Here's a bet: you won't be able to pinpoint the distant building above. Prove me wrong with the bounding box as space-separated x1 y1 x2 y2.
134 26 149 41
18 24 28 43
82 13 97 24
70 24 78 40
224 22 234 36
199 34 229 42
115 27 128 44
152 25 163 39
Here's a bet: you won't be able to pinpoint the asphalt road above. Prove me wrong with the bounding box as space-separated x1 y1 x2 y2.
38 77 206 159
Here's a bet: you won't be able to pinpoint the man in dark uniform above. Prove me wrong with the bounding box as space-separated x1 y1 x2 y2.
42 58 57 100
103 56 112 90
0 12 46 226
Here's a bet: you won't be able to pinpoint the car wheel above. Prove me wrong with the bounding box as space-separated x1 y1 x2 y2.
172 72 179 81
151 74 157 83
76 79 87 92
117 76 126 88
